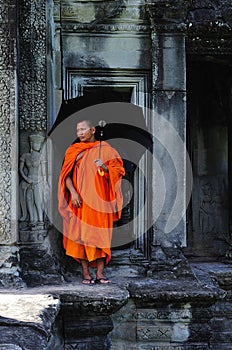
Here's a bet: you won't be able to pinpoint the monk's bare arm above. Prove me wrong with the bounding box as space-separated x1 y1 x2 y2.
65 176 82 207
65 176 76 194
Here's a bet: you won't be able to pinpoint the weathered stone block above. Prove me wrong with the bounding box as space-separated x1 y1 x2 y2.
63 315 113 339
188 323 211 342
65 337 111 350
19 245 63 286
0 294 60 350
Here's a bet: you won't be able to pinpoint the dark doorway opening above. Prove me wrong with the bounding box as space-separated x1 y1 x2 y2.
83 86 133 103
186 56 232 259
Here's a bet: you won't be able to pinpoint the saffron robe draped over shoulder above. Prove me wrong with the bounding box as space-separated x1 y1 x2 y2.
58 141 125 265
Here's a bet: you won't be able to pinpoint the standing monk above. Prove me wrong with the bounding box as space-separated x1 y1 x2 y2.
58 120 125 284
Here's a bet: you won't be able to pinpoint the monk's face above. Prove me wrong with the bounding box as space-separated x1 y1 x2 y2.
77 121 96 142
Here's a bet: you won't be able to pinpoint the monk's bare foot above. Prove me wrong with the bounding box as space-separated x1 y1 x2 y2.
95 274 111 284
82 278 95 285
82 272 95 285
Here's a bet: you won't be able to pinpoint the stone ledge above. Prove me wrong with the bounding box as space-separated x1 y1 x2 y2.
127 277 224 304
0 282 129 349
0 282 129 316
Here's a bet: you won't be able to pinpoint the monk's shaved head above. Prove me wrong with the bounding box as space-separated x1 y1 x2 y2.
77 119 95 128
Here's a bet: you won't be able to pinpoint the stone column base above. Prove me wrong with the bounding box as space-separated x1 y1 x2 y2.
148 245 196 279
0 245 25 288
19 244 63 287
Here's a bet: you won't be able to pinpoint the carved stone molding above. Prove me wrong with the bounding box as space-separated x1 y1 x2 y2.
54 0 149 24
61 22 150 33
18 0 47 131
54 0 150 32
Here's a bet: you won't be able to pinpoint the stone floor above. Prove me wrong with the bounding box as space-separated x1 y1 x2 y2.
0 262 231 349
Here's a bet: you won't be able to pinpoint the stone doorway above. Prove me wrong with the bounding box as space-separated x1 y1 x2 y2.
51 84 152 278
186 56 232 259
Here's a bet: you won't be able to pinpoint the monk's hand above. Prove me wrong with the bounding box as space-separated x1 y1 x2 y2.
71 192 82 207
94 159 108 172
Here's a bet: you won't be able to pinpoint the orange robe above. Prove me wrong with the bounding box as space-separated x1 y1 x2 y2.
58 141 125 266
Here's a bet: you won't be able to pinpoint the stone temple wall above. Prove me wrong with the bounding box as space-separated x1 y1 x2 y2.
0 1 232 349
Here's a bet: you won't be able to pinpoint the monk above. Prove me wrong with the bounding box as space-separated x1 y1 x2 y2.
58 119 125 284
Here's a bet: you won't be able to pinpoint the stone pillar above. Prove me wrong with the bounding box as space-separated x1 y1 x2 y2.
146 0 192 277
17 0 62 286
0 1 23 287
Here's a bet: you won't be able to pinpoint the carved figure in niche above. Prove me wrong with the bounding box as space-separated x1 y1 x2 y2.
199 180 228 234
19 134 48 230
199 182 215 233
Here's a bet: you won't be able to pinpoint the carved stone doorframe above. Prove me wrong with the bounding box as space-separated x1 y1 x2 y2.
65 69 152 262
66 69 150 107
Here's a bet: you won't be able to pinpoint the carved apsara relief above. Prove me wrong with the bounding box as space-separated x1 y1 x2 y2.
19 134 49 231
